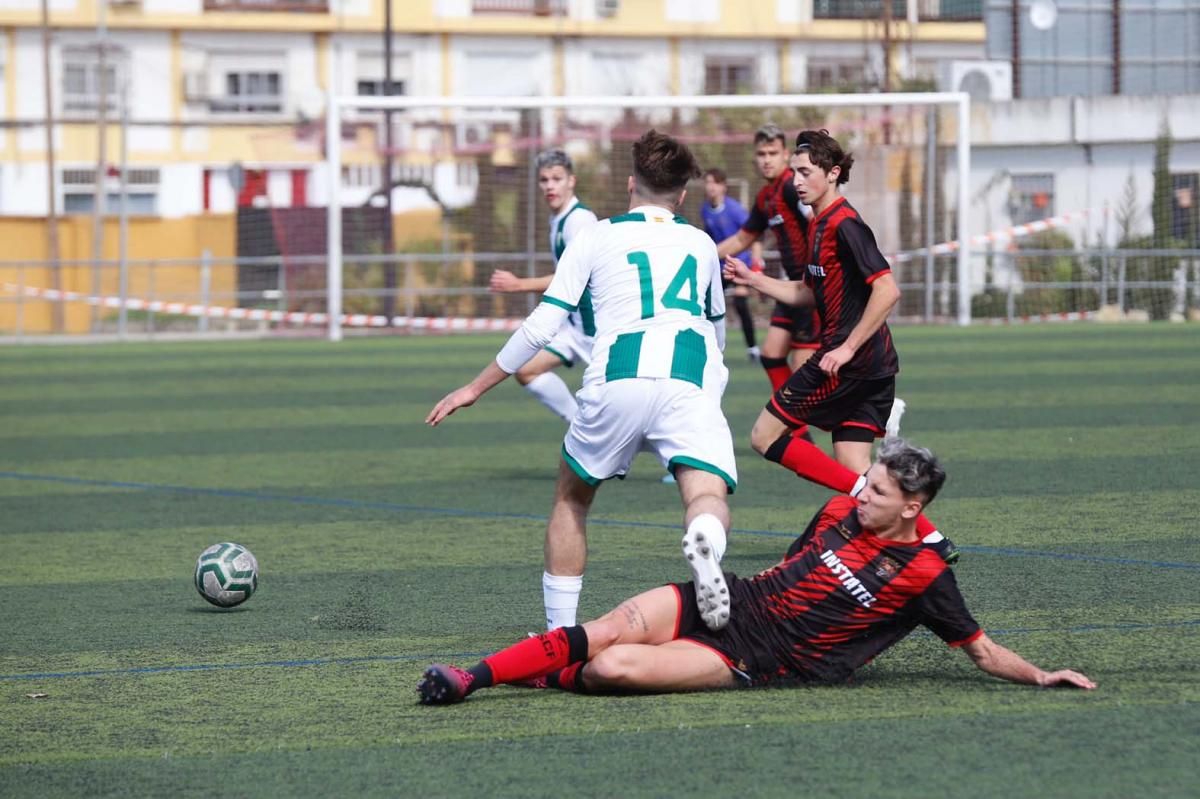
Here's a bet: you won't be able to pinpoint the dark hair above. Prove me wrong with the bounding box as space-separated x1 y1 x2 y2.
793 129 854 185
876 437 946 505
632 129 702 196
535 148 574 174
754 123 787 147
704 167 727 184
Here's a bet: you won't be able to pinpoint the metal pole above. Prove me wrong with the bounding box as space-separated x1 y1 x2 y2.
41 0 63 333
91 1 108 330
924 106 936 322
524 108 538 315
326 71 343 342
382 0 397 322
199 248 211 332
117 77 129 339
956 94 971 326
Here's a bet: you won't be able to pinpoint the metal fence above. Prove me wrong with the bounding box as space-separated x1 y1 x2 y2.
1 247 1197 339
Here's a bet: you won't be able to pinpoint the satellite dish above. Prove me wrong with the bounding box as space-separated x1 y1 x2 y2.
1030 0 1058 31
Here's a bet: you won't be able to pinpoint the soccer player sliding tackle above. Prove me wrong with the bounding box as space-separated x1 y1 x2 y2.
417 439 1094 704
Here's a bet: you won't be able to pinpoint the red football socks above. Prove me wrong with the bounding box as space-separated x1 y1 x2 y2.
479 625 589 687
760 356 791 392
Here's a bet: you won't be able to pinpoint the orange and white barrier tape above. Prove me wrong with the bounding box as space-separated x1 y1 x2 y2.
889 207 1100 264
982 310 1098 325
1 284 524 333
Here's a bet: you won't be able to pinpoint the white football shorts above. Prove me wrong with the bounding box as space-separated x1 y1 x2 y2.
544 322 593 367
562 377 737 492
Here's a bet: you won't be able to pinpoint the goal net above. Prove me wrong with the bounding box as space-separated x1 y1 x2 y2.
323 92 973 341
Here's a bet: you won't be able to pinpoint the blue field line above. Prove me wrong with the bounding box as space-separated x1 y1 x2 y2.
3 619 1197 683
3 469 1199 572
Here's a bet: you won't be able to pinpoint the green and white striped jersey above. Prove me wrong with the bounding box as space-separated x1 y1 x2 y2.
539 205 727 389
550 196 599 336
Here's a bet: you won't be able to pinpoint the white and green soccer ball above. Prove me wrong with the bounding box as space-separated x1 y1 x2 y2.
194 542 259 608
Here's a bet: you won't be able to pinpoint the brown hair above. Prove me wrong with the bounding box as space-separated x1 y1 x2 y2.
632 129 702 195
754 123 787 147
794 129 854 185
704 167 727 184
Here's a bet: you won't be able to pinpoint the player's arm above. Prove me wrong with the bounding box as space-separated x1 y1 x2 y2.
749 240 765 272
490 271 553 294
703 245 727 352
819 221 900 377
723 255 813 307
716 228 758 259
428 230 592 426
961 634 1096 689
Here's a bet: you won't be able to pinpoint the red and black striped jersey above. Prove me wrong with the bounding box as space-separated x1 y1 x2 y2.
805 196 899 379
731 495 981 685
743 168 809 281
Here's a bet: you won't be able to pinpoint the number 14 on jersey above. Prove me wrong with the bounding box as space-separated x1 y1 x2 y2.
627 250 705 319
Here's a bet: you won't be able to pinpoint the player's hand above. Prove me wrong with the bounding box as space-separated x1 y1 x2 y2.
722 255 755 287
426 385 481 427
489 270 523 294
1038 670 1097 690
818 344 855 376
749 256 766 274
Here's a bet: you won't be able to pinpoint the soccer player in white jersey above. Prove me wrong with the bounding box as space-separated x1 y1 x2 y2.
489 150 599 422
429 130 737 633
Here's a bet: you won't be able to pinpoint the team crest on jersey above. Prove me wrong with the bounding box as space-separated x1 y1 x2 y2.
875 556 901 578
833 522 854 541
807 263 827 277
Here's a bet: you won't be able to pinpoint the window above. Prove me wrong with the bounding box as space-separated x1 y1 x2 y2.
357 79 405 96
704 57 755 95
61 47 124 115
210 70 282 113
1009 174 1055 226
356 52 411 97
61 167 159 215
472 0 565 14
807 60 869 92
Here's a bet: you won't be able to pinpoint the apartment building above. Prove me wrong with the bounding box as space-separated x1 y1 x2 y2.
0 0 985 218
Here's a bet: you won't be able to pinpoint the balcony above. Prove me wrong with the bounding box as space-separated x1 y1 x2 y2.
813 0 982 21
204 0 328 12
472 0 567 15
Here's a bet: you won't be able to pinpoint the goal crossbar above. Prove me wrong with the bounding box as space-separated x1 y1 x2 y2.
325 92 971 341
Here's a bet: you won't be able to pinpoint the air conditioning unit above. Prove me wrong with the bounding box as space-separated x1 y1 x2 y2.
945 60 1013 103
596 0 619 18
455 120 493 150
182 71 208 102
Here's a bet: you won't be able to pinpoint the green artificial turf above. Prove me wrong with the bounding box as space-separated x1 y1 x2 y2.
1 324 1197 798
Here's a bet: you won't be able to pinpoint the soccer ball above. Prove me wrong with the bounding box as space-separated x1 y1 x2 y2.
194 542 259 608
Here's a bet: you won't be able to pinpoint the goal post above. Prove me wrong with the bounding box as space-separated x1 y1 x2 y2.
324 91 972 342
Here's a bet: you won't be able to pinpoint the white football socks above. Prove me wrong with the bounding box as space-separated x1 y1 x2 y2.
686 513 728 562
524 373 578 423
543 571 583 630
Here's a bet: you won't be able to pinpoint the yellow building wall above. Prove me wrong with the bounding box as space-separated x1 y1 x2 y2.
0 215 236 334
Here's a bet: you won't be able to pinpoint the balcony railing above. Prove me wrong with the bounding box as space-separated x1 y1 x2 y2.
813 0 982 21
472 0 567 15
204 0 328 12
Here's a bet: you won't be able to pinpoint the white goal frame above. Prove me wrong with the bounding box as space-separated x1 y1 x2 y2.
325 92 971 342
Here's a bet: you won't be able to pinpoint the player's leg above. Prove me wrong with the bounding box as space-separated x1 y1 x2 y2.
581 639 736 693
651 378 738 631
731 285 758 358
417 584 687 704
675 468 733 630
543 458 598 629
760 302 797 391
515 349 577 423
